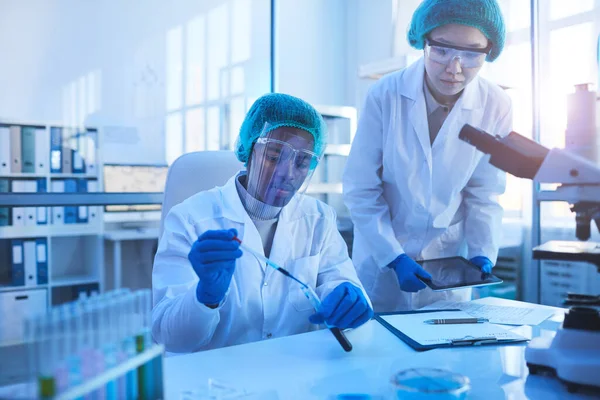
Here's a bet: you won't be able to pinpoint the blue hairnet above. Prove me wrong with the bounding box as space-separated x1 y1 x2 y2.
407 0 506 62
235 93 327 165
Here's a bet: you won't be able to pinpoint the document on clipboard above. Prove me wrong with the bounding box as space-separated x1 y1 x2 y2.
375 309 529 351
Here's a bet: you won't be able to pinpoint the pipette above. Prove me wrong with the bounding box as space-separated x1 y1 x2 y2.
232 236 352 352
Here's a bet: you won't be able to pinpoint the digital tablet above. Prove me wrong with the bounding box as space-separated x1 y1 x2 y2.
416 256 503 291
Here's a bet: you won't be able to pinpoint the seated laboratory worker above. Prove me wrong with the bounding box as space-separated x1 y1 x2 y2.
152 93 373 353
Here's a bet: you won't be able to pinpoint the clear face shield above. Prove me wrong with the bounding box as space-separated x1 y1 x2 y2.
245 123 322 212
425 38 490 68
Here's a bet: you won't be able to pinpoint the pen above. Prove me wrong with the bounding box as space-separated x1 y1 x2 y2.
424 318 488 325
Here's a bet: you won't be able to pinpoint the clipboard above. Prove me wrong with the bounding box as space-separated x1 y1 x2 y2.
374 309 529 351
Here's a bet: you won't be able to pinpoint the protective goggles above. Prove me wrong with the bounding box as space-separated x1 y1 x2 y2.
425 38 490 68
255 137 321 171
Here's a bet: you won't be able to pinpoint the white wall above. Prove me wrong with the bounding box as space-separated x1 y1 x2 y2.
0 0 271 164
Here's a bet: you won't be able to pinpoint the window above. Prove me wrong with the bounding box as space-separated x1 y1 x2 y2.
164 0 271 164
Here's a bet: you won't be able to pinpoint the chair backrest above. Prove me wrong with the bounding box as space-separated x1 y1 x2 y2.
160 151 243 237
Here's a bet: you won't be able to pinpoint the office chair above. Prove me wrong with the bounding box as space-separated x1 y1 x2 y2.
159 151 243 238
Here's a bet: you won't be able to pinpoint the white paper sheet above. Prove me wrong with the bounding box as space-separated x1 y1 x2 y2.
422 300 556 326
381 311 527 346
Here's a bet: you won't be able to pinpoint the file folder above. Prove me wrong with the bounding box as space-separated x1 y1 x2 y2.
11 240 24 286
74 131 86 174
24 180 37 226
9 126 21 173
36 238 48 285
69 131 83 173
51 180 65 225
0 178 9 227
64 179 77 224
375 309 529 351
87 180 99 224
50 127 62 173
0 126 10 175
10 180 26 226
35 127 49 174
62 128 73 174
76 179 88 223
23 240 37 287
36 178 47 225
85 129 97 175
21 127 36 173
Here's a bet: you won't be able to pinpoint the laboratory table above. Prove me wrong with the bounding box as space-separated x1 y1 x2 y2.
163 297 599 399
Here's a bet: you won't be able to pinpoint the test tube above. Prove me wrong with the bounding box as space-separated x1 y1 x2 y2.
123 292 139 400
135 290 154 399
98 297 117 400
37 315 56 399
65 303 84 398
51 307 69 393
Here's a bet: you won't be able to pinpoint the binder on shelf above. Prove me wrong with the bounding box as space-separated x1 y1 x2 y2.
10 180 26 226
0 240 10 285
11 239 24 286
76 179 88 223
24 180 37 226
62 128 73 173
74 131 86 174
50 127 63 173
23 240 37 287
0 178 9 227
51 179 65 225
85 129 97 175
9 126 22 173
0 126 10 175
36 178 47 225
21 127 36 173
64 179 77 224
88 180 99 224
69 131 84 174
36 238 48 285
35 127 49 174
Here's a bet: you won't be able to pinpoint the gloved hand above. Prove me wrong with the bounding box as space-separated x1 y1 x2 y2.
309 282 373 329
188 229 242 306
389 254 432 292
470 256 493 274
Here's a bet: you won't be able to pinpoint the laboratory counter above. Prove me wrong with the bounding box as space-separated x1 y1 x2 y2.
163 297 598 399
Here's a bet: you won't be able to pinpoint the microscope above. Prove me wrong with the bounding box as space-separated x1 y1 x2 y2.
458 90 600 392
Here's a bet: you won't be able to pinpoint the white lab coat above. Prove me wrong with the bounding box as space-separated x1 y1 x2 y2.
152 174 366 353
343 57 512 312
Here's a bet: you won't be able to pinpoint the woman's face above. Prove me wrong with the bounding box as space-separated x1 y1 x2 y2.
424 24 489 101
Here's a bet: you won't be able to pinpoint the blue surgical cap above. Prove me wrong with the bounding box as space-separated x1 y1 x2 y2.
407 0 506 62
235 93 327 165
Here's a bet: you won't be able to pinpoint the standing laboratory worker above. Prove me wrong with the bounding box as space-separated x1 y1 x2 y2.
343 0 512 312
153 93 373 353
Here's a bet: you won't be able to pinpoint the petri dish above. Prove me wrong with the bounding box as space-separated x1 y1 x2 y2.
391 368 470 399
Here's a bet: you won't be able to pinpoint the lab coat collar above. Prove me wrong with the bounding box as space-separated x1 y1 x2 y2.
220 173 251 224
220 172 296 278
398 57 483 111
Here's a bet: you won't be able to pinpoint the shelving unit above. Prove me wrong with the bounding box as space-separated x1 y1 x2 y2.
312 106 357 218
0 120 105 344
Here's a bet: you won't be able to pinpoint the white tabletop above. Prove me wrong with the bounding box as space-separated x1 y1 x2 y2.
163 297 596 399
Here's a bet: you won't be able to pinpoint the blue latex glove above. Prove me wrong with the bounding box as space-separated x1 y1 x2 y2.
309 282 373 329
389 254 432 292
188 229 242 306
470 256 493 274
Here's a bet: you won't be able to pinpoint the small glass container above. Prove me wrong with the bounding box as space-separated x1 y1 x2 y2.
391 368 470 399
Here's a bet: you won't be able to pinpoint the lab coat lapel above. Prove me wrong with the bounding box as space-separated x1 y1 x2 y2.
220 174 267 273
401 58 432 167
264 197 297 281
